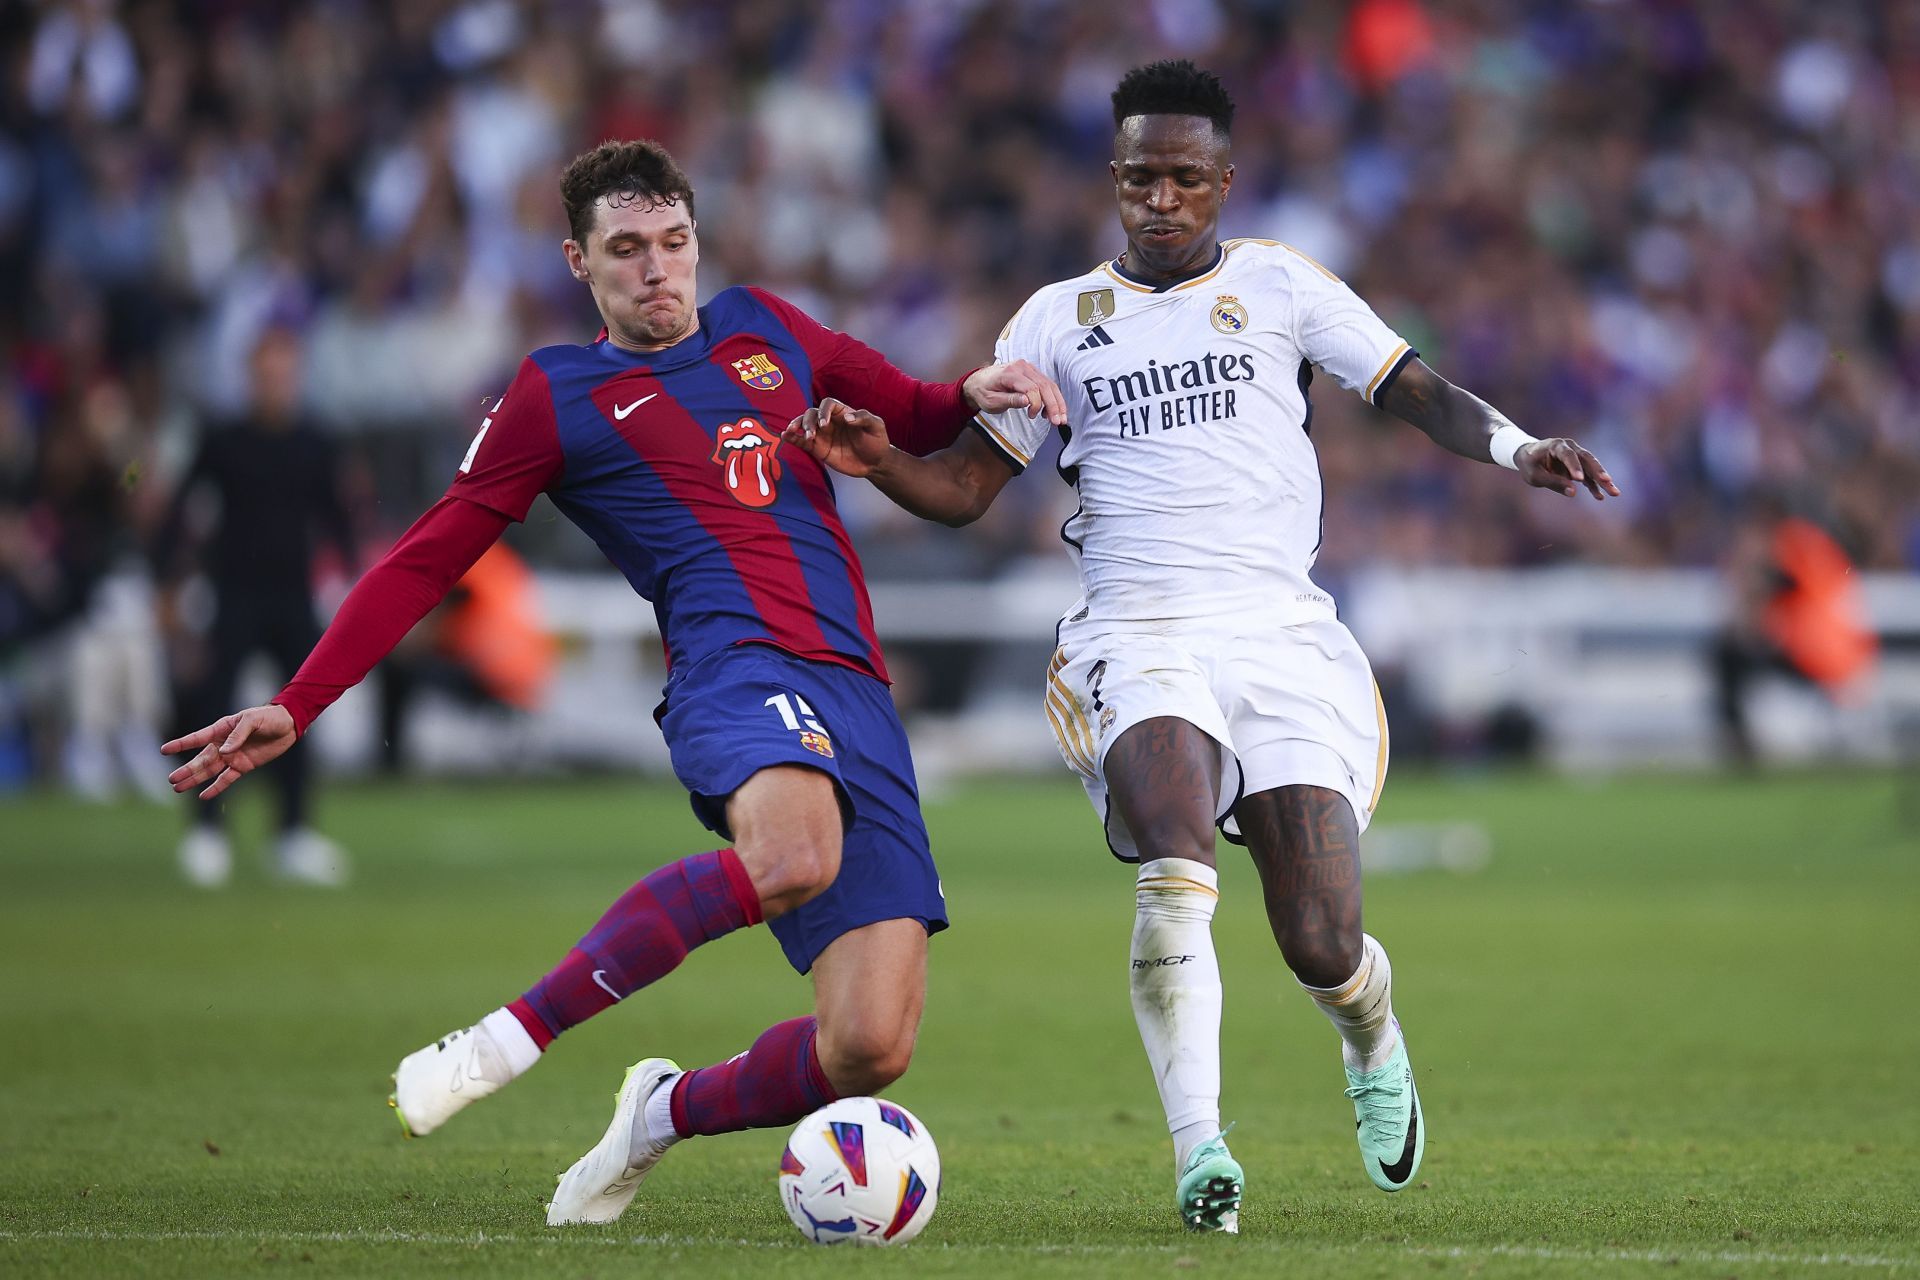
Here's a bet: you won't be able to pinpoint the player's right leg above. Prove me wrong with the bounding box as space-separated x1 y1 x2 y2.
390 765 831 1139
1102 715 1242 1233
1050 627 1242 1231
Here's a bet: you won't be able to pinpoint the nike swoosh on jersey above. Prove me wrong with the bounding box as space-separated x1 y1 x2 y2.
613 394 658 420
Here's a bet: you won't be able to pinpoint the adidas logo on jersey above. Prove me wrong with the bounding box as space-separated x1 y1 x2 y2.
1076 325 1115 351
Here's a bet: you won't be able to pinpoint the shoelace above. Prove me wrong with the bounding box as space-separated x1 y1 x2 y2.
1343 1075 1406 1145
1182 1121 1238 1174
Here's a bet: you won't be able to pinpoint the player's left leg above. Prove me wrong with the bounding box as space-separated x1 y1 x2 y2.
264 596 347 885
1236 785 1422 1192
1221 617 1420 1192
545 919 926 1227
652 807 931 1147
547 654 943 1225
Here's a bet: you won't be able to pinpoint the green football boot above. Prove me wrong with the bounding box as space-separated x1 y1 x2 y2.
1175 1130 1243 1233
1344 1021 1424 1192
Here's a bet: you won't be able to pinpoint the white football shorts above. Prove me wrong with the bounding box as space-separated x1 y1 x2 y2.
1043 613 1388 861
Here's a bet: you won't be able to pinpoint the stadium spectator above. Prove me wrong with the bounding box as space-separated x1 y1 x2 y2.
152 326 357 886
1 0 1916 785
376 539 556 773
1712 499 1879 763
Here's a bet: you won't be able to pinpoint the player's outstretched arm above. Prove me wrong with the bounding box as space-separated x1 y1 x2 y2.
783 399 1016 527
743 288 1066 454
1378 358 1620 500
159 496 510 800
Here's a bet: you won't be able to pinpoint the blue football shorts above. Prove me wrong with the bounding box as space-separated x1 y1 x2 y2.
657 643 947 973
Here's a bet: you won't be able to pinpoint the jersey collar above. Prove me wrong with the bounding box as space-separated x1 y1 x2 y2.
1106 242 1224 293
594 306 713 370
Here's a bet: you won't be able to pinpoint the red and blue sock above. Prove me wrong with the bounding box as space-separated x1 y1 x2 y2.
668 1015 839 1137
507 848 761 1047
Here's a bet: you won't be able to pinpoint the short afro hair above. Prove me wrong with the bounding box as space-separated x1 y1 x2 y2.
1111 60 1235 138
560 139 696 245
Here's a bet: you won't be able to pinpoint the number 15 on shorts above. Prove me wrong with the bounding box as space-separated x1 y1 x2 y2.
766 693 836 759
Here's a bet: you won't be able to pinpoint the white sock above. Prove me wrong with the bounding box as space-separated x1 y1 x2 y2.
1171 1118 1220 1167
478 1007 542 1077
1130 858 1224 1169
1300 934 1401 1074
635 1070 685 1160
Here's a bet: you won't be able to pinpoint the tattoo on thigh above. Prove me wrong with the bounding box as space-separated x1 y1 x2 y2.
1107 719 1217 804
1104 719 1221 853
1242 786 1362 947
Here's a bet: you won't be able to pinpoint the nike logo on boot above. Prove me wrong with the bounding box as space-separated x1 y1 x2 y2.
1375 1080 1420 1186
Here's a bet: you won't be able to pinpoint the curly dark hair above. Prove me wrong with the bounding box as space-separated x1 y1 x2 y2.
1110 60 1235 138
560 139 696 244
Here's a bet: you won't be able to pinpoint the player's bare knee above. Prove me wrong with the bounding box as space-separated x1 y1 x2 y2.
729 767 846 915
1280 934 1363 989
1126 815 1217 867
739 833 840 916
819 1023 914 1095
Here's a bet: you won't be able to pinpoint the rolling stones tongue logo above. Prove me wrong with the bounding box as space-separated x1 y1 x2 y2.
712 418 782 508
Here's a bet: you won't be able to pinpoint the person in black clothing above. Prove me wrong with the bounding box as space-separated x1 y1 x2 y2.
153 327 357 886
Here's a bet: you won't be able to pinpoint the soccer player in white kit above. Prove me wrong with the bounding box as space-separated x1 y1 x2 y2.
786 60 1619 1233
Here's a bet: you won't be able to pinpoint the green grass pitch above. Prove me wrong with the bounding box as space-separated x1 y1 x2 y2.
2 769 1916 1277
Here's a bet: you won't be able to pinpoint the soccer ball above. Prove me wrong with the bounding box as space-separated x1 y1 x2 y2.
778 1097 940 1246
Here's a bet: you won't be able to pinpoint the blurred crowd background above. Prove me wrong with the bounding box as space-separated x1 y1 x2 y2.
1 0 1916 801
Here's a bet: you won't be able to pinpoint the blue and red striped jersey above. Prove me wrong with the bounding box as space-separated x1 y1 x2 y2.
447 286 972 685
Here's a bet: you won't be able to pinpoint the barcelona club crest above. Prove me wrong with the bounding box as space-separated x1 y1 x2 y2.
732 352 784 391
1205 295 1251 335
1211 294 1249 334
799 730 834 759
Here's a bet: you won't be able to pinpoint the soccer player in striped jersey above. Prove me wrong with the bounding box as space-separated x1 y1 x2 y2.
785 60 1618 1232
162 139 1064 1226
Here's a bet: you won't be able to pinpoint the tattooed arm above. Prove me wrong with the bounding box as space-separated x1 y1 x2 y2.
1376 358 1620 501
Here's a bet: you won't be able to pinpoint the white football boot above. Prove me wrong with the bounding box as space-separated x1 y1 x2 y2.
177 827 233 888
273 828 350 887
390 1020 526 1137
547 1057 682 1225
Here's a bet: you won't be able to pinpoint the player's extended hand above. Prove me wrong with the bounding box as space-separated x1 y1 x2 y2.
783 398 893 478
1516 438 1621 500
162 704 298 800
962 360 1068 426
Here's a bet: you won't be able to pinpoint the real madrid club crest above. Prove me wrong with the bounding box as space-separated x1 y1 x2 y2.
1210 294 1249 335
1077 288 1116 326
732 352 784 391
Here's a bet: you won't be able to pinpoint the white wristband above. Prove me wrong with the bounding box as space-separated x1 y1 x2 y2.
1487 422 1537 471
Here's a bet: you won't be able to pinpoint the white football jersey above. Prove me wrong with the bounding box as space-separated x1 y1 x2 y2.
976 238 1414 628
